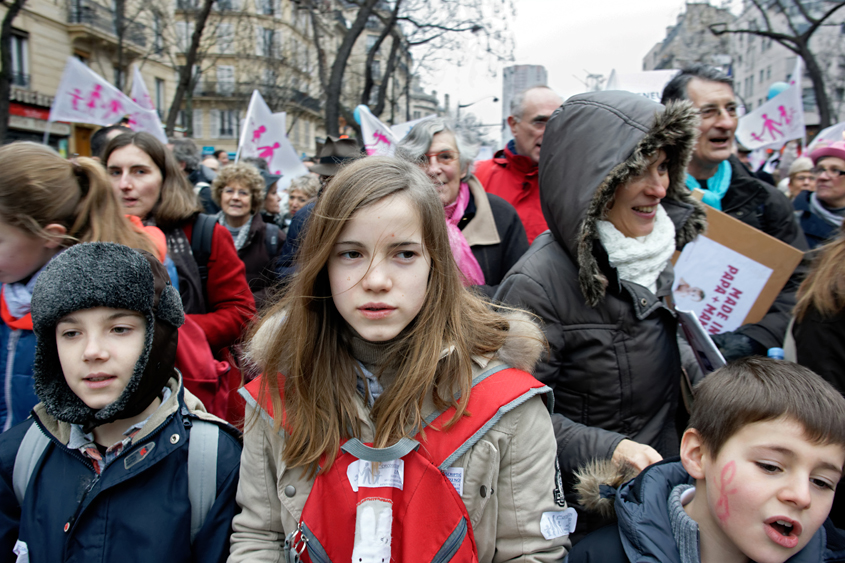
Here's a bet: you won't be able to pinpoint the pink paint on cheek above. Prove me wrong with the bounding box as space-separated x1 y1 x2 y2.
715 460 738 522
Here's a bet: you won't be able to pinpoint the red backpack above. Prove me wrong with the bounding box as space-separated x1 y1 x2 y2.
242 364 552 563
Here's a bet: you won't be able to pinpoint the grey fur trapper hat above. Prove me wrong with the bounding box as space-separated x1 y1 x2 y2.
31 243 184 430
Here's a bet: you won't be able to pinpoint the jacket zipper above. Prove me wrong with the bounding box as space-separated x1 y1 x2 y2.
32 414 174 538
3 330 20 432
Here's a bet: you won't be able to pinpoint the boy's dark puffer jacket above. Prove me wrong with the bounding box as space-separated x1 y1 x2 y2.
0 376 241 563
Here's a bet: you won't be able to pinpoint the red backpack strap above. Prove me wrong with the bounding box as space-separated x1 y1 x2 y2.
239 374 285 428
416 363 552 470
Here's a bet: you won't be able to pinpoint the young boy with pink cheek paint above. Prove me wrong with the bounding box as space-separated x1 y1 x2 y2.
567 357 845 563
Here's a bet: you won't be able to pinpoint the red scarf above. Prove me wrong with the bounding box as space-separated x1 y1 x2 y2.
0 290 33 330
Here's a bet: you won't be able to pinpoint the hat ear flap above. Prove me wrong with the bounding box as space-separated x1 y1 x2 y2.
156 284 185 328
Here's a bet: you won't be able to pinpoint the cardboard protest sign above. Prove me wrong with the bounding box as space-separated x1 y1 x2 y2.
49 57 166 143
672 192 804 333
674 237 774 333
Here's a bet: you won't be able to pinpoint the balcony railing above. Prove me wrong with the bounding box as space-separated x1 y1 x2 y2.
190 81 322 112
11 72 29 88
67 0 147 48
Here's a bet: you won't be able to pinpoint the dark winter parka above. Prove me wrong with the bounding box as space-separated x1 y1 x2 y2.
494 92 705 494
566 459 845 563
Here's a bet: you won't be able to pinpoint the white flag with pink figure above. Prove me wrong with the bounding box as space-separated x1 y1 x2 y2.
48 57 166 143
236 90 308 189
356 104 397 156
735 57 805 150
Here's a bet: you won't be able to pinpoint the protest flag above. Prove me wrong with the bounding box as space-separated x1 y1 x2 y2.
48 57 167 143
355 104 397 156
236 89 308 189
735 57 805 150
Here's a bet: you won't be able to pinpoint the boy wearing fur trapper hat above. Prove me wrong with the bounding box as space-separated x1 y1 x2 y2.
0 243 241 563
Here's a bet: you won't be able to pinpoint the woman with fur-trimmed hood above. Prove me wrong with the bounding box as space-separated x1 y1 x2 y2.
495 90 705 526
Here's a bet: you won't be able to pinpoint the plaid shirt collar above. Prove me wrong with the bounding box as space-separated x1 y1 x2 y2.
68 387 171 474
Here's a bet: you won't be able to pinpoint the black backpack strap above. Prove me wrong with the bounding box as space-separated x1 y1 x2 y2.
191 213 216 310
264 223 281 257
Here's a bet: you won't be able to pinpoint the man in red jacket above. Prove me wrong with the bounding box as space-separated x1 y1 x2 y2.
475 86 562 243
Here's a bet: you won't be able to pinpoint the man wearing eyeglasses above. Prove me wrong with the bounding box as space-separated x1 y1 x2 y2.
476 86 562 244
661 64 808 362
793 141 845 249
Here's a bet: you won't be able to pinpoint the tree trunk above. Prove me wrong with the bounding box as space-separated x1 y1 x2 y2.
801 45 832 129
165 0 215 136
114 0 124 90
0 0 28 144
371 34 399 117
323 0 380 137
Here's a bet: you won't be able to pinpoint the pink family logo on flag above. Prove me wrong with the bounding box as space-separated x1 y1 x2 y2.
355 105 397 156
236 90 309 187
735 57 805 150
49 58 166 143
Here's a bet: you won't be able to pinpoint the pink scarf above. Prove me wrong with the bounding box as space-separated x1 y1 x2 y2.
443 182 485 287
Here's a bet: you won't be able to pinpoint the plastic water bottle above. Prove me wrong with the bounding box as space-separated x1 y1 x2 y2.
767 347 785 360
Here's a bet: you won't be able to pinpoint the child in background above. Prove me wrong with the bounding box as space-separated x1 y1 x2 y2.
0 142 158 432
230 156 568 562
0 243 241 563
568 357 845 563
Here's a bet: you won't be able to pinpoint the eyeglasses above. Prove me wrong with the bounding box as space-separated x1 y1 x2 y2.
516 116 551 129
698 104 739 120
811 167 845 177
422 150 458 165
222 187 251 197
792 174 815 183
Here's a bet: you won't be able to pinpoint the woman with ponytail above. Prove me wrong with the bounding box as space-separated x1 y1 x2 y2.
0 142 157 431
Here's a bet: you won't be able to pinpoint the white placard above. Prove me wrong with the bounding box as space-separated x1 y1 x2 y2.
673 236 773 334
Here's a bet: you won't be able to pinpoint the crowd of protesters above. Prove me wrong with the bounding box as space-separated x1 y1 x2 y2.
1 63 845 563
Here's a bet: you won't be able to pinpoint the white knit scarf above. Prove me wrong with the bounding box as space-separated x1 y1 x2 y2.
596 204 676 294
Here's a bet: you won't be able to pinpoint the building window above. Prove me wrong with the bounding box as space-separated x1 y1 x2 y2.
371 60 381 80
803 87 817 112
257 0 273 16
218 24 234 54
175 21 196 52
413 110 421 119
217 65 235 95
366 35 378 52
10 32 28 88
176 0 198 9
153 14 164 54
219 110 236 137
766 66 771 80
215 0 233 10
759 70 764 83
836 88 844 103
155 78 165 118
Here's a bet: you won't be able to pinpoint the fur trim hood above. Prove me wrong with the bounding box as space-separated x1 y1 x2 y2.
573 458 639 522
539 91 706 306
31 243 184 430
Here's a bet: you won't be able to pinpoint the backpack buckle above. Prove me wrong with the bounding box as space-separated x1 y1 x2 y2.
284 523 308 562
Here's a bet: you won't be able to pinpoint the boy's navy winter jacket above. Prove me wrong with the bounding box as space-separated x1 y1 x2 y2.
0 322 38 432
567 459 845 563
0 376 241 563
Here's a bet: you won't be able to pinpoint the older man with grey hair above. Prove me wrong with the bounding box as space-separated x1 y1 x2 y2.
661 64 808 361
170 137 220 214
475 86 562 243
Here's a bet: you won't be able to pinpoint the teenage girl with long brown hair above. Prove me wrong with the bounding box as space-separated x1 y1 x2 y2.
230 156 569 562
0 142 156 432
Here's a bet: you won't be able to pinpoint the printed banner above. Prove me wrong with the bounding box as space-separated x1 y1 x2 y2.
673 236 773 334
605 69 680 102
236 90 309 189
736 57 805 150
355 104 397 156
48 57 166 143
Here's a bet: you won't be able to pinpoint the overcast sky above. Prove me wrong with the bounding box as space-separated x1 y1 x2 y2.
420 0 706 137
